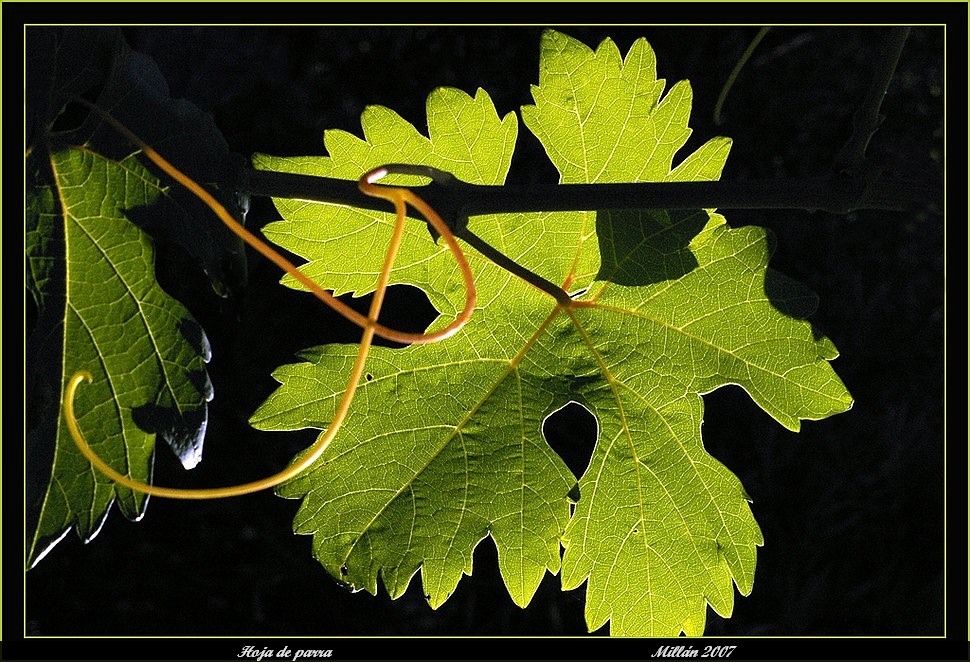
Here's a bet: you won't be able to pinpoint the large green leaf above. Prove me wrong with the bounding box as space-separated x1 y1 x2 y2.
25 27 235 566
251 29 852 635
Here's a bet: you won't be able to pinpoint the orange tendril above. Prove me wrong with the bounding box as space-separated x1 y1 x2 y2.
63 102 476 499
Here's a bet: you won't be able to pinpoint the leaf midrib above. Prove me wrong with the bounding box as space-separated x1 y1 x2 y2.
336 306 566 571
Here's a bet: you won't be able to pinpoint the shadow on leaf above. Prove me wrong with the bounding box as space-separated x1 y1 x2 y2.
595 208 709 286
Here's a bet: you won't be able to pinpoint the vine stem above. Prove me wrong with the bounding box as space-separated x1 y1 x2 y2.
239 28 931 221
834 27 911 171
241 167 934 223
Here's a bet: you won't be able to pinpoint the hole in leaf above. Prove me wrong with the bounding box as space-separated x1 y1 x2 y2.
340 564 349 576
371 284 438 349
364 373 374 382
567 483 581 504
542 401 597 480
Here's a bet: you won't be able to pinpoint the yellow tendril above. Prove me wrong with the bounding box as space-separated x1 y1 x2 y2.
63 102 476 499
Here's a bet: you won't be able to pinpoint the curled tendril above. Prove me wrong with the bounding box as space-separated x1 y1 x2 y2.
63 101 476 499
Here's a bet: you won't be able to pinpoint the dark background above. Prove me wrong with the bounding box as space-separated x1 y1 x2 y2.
21 15 954 653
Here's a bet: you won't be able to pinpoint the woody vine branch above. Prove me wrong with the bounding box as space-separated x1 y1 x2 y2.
238 27 936 224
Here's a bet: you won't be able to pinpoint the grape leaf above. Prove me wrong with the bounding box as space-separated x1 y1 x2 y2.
251 29 852 635
26 27 230 566
26 146 214 568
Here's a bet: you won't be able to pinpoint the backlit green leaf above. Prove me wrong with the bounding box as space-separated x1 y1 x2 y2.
252 29 852 635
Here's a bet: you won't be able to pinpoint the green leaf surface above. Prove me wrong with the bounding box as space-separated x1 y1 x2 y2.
251 30 852 635
26 28 221 567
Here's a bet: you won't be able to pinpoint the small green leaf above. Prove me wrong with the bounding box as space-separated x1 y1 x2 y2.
27 147 212 567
